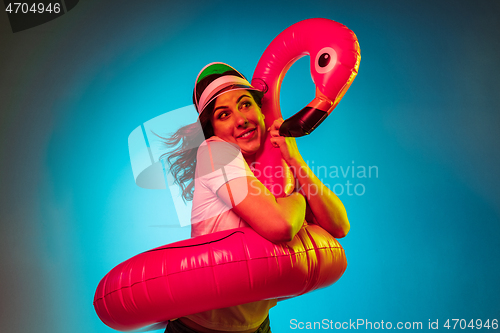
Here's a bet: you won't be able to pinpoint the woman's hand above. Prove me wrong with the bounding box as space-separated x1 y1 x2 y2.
268 118 303 164
267 118 350 238
217 177 306 243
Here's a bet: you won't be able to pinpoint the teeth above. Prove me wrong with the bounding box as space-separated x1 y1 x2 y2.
239 129 254 138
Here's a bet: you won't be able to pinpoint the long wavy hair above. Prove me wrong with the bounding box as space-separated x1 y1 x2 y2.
160 70 264 202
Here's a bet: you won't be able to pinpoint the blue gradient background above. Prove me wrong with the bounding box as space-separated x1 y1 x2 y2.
0 0 499 332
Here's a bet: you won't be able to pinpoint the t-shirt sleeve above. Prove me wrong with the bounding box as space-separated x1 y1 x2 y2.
196 138 255 195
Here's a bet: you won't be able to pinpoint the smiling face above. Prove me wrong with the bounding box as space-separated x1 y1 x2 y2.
211 90 266 158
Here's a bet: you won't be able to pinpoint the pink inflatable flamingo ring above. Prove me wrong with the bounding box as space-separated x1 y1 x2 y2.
93 18 360 331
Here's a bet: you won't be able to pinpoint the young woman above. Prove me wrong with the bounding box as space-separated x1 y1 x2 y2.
163 63 349 333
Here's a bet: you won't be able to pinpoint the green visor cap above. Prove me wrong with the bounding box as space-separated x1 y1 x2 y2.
195 63 244 84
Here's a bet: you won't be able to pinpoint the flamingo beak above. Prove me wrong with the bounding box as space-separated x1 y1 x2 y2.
279 88 334 137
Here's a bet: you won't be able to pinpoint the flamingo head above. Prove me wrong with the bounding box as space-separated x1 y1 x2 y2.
279 20 360 137
308 25 360 110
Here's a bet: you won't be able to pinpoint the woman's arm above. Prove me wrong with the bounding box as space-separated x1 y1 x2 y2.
217 177 306 243
269 119 350 238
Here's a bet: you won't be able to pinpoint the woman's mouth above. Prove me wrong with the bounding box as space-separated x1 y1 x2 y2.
237 128 256 139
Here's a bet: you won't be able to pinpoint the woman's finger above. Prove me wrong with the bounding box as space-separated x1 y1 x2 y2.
268 118 284 131
268 118 285 137
269 128 280 138
269 137 279 148
270 136 286 148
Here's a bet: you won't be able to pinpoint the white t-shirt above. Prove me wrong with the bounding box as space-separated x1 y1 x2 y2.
191 136 255 237
186 136 277 331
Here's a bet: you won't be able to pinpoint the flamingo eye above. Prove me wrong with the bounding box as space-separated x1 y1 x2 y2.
315 47 337 74
318 53 330 67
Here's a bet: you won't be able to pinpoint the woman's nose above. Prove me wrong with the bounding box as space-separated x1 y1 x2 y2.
233 110 248 126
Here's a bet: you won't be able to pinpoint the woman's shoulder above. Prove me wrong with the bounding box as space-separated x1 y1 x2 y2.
202 136 237 146
205 136 224 143
196 136 243 173
198 136 241 157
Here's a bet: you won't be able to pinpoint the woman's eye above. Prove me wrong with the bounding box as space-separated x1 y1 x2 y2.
218 111 229 119
240 101 251 109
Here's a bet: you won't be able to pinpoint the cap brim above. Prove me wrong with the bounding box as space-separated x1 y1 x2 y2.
199 84 261 116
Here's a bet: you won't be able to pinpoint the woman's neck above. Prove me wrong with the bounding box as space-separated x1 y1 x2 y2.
243 154 256 165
